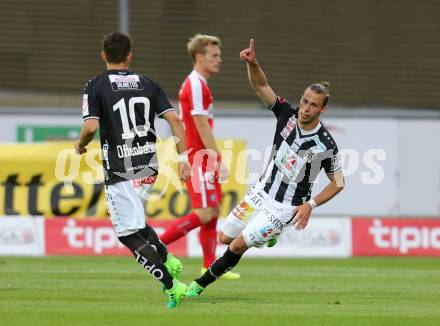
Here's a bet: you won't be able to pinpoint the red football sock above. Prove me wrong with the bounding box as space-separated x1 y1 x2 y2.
160 212 202 245
199 217 218 268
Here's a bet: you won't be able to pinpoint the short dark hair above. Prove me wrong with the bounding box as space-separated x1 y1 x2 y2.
102 32 131 64
308 81 330 106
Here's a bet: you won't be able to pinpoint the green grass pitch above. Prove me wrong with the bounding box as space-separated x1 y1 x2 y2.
1 256 439 325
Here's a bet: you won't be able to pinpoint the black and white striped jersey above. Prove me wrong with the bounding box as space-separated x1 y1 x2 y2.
255 96 342 206
82 69 174 185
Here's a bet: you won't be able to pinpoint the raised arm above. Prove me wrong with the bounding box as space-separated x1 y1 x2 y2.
239 39 276 107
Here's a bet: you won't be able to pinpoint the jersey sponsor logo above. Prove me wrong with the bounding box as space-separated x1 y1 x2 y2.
116 142 156 159
82 94 89 116
248 192 264 208
281 116 296 139
259 225 273 238
267 214 285 232
275 142 304 181
281 152 297 171
132 176 157 187
109 74 144 91
232 199 254 221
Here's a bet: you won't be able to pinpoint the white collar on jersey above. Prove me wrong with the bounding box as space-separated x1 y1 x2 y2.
191 70 208 83
299 121 322 135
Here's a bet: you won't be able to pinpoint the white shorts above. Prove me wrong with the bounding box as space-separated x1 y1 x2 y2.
105 179 154 237
222 187 297 248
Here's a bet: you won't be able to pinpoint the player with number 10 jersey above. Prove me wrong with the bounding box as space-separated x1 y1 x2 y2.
76 33 191 308
82 69 173 184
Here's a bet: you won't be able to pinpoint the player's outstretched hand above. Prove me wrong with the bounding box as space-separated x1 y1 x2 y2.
178 161 192 182
292 203 312 230
239 38 257 63
74 141 87 155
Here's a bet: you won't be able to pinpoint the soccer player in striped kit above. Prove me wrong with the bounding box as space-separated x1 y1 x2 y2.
160 34 239 280
75 32 191 308
186 39 345 297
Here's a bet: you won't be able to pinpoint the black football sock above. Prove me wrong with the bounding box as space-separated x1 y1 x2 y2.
195 247 243 288
118 231 173 290
137 225 168 263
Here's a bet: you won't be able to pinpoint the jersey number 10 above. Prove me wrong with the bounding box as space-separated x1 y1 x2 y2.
113 96 151 140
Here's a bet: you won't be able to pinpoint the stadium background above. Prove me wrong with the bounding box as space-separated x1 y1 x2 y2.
1 1 440 324
1 0 439 258
1 0 440 108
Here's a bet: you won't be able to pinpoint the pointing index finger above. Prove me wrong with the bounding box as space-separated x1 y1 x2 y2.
250 38 255 51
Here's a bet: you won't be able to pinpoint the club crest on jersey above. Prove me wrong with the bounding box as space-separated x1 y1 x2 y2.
209 193 217 203
281 116 296 139
304 148 317 163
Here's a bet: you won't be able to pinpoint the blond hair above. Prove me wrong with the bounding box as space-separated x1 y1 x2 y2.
187 34 222 62
308 81 330 106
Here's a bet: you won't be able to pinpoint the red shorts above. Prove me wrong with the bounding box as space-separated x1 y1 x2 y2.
186 165 222 208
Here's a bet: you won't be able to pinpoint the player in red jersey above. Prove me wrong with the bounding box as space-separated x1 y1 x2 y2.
160 34 239 280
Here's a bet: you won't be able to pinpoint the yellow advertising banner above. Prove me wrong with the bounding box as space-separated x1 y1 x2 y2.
0 139 248 219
